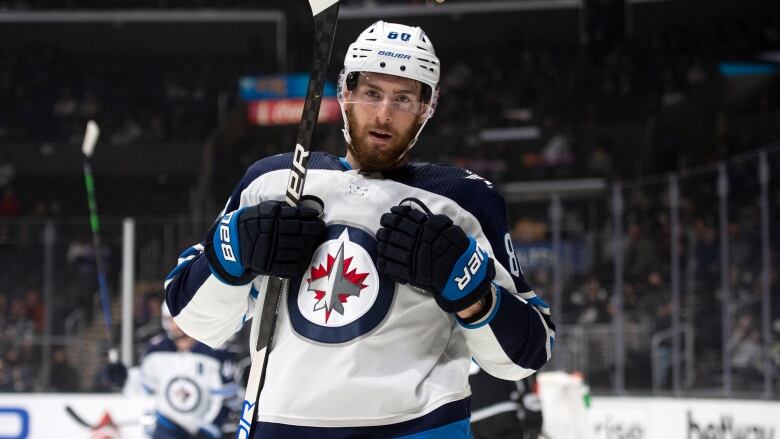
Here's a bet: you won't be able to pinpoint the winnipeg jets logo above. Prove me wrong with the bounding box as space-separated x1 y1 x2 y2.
165 376 201 413
289 225 394 343
300 229 374 326
308 239 369 322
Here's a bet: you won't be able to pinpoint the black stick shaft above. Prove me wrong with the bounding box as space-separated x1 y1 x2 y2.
239 3 339 438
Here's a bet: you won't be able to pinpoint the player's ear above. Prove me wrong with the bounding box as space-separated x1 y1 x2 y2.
416 106 429 124
342 91 352 115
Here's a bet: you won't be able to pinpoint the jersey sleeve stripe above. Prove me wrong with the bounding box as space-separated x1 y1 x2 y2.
164 255 212 317
487 288 551 371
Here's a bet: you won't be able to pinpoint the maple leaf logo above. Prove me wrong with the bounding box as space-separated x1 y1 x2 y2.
306 231 369 323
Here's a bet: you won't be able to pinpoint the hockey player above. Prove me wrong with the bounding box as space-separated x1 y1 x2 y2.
165 21 554 438
469 362 543 439
137 303 238 439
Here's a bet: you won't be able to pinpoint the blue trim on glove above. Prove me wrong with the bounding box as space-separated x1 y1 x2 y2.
441 237 490 301
212 207 247 278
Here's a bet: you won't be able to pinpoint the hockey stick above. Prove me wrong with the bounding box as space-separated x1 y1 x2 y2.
65 405 99 429
237 1 340 437
65 405 155 429
81 121 116 354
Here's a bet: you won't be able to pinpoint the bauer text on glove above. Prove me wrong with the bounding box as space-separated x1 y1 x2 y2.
375 205 495 314
205 200 326 285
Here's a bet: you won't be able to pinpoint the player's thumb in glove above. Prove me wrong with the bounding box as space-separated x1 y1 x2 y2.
206 200 326 285
375 205 495 313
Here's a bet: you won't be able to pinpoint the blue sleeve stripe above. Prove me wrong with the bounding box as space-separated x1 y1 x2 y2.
165 254 196 282
488 289 549 370
397 418 471 439
527 296 550 311
179 246 200 259
165 254 212 317
210 384 239 396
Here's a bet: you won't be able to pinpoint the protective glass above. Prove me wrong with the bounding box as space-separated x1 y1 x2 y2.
341 72 428 116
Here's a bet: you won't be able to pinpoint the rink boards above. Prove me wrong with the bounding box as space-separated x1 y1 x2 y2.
0 393 778 438
588 397 778 439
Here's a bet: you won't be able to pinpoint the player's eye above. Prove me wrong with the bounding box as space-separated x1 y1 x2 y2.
364 89 381 100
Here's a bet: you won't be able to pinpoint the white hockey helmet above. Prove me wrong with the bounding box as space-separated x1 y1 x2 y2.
338 20 440 156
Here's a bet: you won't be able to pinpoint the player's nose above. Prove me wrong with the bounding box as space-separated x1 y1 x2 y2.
374 101 393 122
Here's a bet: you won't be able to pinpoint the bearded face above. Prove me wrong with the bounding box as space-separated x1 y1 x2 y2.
342 72 428 172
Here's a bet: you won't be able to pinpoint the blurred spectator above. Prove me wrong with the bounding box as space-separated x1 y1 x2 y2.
23 289 44 334
5 297 34 340
587 143 614 178
637 271 673 388
693 218 719 283
639 271 672 329
3 349 34 392
568 275 610 324
50 348 81 392
727 312 764 387
624 221 660 281
134 293 164 344
0 358 12 391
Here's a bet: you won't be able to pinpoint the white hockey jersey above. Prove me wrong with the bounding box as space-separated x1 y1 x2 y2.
139 334 238 436
165 153 554 438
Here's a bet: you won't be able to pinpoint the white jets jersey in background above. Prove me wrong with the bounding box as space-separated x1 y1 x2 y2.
165 152 554 437
139 335 238 435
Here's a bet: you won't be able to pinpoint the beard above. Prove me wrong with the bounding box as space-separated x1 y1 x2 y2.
345 107 419 172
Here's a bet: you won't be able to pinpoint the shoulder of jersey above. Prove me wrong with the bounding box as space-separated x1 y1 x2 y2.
146 334 176 355
192 342 232 361
243 151 344 183
399 161 499 201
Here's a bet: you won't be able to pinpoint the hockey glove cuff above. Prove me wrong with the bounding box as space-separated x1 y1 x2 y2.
435 237 496 314
206 201 326 285
206 207 255 285
376 205 496 313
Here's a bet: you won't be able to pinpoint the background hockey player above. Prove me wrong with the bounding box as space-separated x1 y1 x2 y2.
137 303 238 439
469 361 544 439
165 20 554 438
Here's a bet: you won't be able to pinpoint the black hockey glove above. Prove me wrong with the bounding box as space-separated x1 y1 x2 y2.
376 205 495 314
205 200 326 285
